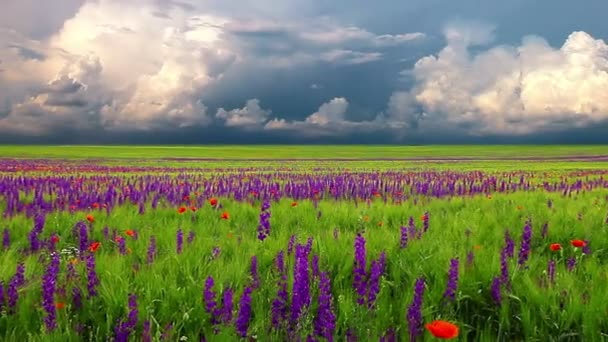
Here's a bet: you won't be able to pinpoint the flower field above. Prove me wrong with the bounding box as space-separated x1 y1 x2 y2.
1 147 608 341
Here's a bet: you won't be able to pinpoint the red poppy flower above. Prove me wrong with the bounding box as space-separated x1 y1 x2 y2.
125 229 135 237
209 198 218 206
550 243 562 251
571 240 586 248
183 195 190 200
425 320 459 339
190 206 197 212
92 202 99 208
88 242 101 252
55 302 66 310
177 206 187 214
221 211 230 220
86 214 95 223
51 236 60 244
421 214 428 221
291 202 298 207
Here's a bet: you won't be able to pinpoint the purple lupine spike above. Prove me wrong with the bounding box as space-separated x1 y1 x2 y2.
72 286 82 310
466 251 474 267
547 260 556 284
567 257 576 271
257 200 271 241
86 253 100 298
118 237 127 255
582 240 591 255
380 328 396 342
292 243 311 324
187 231 195 244
313 272 336 341
250 256 260 289
353 234 367 306
147 236 156 264
102 226 109 240
504 230 515 258
235 287 253 338
142 320 152 342
13 263 25 287
78 222 89 257
366 252 386 309
408 216 416 239
176 229 183 254
203 276 217 315
287 235 296 255
160 324 173 341
490 276 502 306
114 293 138 342
443 258 460 304
211 246 221 259
517 222 532 267
311 255 320 279
2 228 9 249
222 288 234 324
541 222 549 240
7 278 19 311
400 226 408 249
0 281 5 312
42 252 61 331
272 251 289 330
406 277 426 342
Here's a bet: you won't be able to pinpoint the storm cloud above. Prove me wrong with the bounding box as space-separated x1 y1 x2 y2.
0 0 607 143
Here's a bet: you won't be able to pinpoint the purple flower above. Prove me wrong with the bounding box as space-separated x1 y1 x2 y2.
353 234 367 306
187 231 195 244
541 222 549 240
366 252 386 309
41 252 60 331
313 272 336 341
547 260 556 284
72 286 82 310
143 320 152 342
114 293 139 342
86 253 100 298
176 229 183 254
203 276 217 315
271 250 289 330
582 240 591 255
147 236 156 264
466 251 474 267
7 278 18 311
406 277 426 342
292 243 311 324
287 234 296 255
567 257 576 271
442 258 460 303
517 222 532 266
490 276 502 306
211 246 221 259
118 237 127 255
2 228 9 249
250 256 260 289
257 200 271 241
504 230 515 258
399 226 408 249
78 221 89 257
311 255 320 279
235 287 253 338
422 212 429 232
221 288 234 324
380 328 396 342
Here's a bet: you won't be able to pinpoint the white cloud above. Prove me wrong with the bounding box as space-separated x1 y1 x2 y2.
305 97 349 125
386 24 608 134
321 49 383 64
216 98 271 127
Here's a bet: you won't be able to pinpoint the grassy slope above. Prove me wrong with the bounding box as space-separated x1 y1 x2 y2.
0 145 607 159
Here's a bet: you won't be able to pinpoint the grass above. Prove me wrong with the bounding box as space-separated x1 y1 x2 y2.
1 148 608 341
0 144 607 159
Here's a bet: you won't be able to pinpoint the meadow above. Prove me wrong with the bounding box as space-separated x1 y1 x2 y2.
1 145 608 341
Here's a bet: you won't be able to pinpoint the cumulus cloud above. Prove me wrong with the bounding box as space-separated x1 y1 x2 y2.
265 97 383 136
386 23 608 134
0 0 234 133
216 98 271 127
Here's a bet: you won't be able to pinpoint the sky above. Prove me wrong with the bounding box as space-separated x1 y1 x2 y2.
1 0 608 144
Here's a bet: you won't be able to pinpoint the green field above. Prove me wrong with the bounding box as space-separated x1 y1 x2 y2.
1 146 608 341
0 145 607 159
